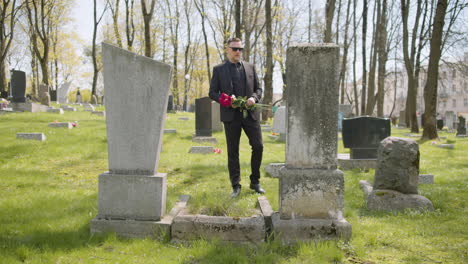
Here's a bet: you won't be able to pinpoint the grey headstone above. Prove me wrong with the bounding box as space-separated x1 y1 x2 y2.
48 122 73 129
57 82 71 104
164 129 177 134
373 137 419 194
11 70 26 103
436 144 454 149
178 117 189 121
189 146 213 154
367 189 433 211
275 43 351 242
399 110 406 127
83 103 95 112
47 108 64 114
272 106 286 134
195 97 212 137
91 111 105 117
211 101 223 132
62 107 77 112
16 133 46 141
102 42 172 175
456 116 466 136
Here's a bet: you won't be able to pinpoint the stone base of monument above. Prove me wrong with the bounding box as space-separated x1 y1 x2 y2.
163 129 177 134
48 122 73 129
171 208 266 244
359 181 434 212
192 136 217 144
337 153 376 170
271 214 352 242
91 195 189 239
11 102 49 112
16 133 46 141
96 172 167 220
265 163 285 178
189 146 213 154
91 111 105 117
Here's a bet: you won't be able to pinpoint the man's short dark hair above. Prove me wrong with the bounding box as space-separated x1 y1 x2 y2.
227 37 242 46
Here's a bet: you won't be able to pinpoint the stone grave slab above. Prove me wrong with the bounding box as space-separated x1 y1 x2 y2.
189 146 213 154
16 133 46 141
91 111 106 117
164 129 177 134
48 122 73 129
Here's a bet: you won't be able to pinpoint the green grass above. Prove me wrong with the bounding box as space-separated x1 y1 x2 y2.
0 109 466 263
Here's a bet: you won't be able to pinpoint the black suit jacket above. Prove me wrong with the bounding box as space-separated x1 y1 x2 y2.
209 61 262 122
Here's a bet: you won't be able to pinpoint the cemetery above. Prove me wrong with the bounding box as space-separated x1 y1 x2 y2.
0 42 465 263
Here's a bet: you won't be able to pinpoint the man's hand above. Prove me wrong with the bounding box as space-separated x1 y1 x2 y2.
246 97 255 106
231 95 238 108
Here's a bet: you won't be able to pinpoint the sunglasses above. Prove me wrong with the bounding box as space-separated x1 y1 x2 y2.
229 47 244 52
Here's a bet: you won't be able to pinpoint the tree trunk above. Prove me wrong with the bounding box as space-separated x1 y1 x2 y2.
352 0 359 115
112 0 122 48
124 0 135 51
361 0 368 115
262 0 273 121
235 0 241 38
365 0 380 115
422 0 447 140
0 61 6 93
376 0 387 117
339 0 351 105
194 0 211 81
141 0 156 58
324 0 336 42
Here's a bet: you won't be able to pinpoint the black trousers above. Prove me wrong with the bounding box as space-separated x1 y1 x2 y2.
223 111 263 188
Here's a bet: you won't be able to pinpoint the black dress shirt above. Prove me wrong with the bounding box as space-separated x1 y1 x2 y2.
229 62 246 97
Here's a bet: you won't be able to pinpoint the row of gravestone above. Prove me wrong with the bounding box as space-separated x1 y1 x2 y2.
398 110 466 132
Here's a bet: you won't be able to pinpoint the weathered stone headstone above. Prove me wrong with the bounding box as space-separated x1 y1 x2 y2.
272 106 286 141
211 101 223 132
57 82 71 104
342 116 391 159
167 95 174 112
273 43 351 242
76 89 82 103
91 94 98 104
456 116 466 136
399 110 406 127
445 111 456 131
48 122 73 129
91 111 106 117
83 103 95 111
38 84 50 106
437 119 444 130
16 132 46 141
90 43 173 237
47 107 64 114
49 90 57 101
11 70 26 103
195 97 212 137
367 137 433 211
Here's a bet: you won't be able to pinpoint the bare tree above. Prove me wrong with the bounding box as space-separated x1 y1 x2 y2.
108 0 122 48
242 0 264 62
194 0 211 81
141 0 156 57
376 0 388 116
235 0 241 38
324 0 335 42
0 0 20 95
422 0 448 139
165 0 180 105
124 0 135 51
361 0 368 115
338 0 352 105
91 0 108 97
262 0 273 120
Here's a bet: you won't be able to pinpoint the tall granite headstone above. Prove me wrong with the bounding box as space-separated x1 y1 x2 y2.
445 111 456 131
456 116 466 136
273 43 351 242
11 70 26 103
57 82 71 104
167 95 174 112
342 116 391 159
399 110 406 127
211 101 223 132
195 97 212 137
90 43 172 236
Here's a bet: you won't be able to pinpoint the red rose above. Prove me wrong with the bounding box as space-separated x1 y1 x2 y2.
219 93 233 107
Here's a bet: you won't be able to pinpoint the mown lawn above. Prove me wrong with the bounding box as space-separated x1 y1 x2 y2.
0 106 466 263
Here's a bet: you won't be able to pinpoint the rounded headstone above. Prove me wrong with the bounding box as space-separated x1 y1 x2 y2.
373 137 419 194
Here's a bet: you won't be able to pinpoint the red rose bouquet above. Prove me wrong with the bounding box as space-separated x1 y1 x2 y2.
219 93 269 118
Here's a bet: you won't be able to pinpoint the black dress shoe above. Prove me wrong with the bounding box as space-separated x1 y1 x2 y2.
230 186 241 198
250 184 265 194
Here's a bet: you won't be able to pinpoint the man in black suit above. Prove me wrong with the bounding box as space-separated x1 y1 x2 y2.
209 38 265 198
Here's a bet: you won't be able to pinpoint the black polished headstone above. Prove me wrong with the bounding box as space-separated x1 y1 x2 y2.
456 116 466 136
11 70 26 103
0 91 7 99
342 116 391 159
437 119 444 130
167 95 174 111
195 97 212 137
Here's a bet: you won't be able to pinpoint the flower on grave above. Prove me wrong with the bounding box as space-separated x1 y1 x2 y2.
54 120 58 123
213 148 222 154
219 93 233 107
271 132 278 136
0 98 9 109
71 121 78 127
431 141 437 145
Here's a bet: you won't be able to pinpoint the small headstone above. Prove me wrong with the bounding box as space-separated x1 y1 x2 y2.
16 133 46 141
178 117 189 121
342 116 391 159
167 95 174 112
48 122 73 129
211 101 223 132
373 137 419 194
47 108 64 114
62 106 77 112
189 146 213 154
445 111 456 131
436 144 454 149
195 97 213 137
437 119 444 130
91 111 105 117
456 116 466 136
91 94 98 105
83 103 95 111
57 82 71 104
399 110 406 127
164 129 177 134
